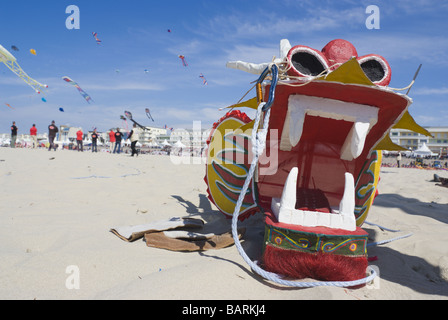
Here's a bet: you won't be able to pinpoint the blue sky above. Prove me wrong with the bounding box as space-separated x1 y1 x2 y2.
0 0 447 134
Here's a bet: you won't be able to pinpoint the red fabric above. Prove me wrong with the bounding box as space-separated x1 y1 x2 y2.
109 130 116 142
76 130 83 141
263 245 368 283
30 127 37 136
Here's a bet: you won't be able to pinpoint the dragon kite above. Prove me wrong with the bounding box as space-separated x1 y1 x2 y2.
204 38 430 285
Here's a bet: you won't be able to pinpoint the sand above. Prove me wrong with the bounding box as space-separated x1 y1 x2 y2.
0 147 447 300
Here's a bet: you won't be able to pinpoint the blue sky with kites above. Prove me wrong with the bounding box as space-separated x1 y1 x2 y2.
0 0 447 133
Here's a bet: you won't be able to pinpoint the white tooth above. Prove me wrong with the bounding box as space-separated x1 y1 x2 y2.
280 167 298 210
271 198 281 218
289 108 306 147
339 172 355 218
340 121 370 160
275 169 357 231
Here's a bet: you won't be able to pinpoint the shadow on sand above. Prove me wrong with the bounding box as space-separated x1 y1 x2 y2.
364 192 448 297
170 193 448 295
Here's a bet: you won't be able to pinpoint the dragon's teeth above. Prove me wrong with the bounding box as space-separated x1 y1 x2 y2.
271 170 356 231
280 167 298 209
340 122 370 161
339 172 356 228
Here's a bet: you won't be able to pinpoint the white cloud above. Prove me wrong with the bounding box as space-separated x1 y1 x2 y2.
86 82 166 91
202 7 365 41
413 87 448 95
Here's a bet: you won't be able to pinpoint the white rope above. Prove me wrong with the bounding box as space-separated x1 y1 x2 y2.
230 101 378 288
363 221 414 247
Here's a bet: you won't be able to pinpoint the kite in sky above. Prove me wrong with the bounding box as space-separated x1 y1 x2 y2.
59 107 64 112
144 69 149 73
167 29 171 33
178 55 188 67
199 73 208 85
62 76 93 104
4 103 14 109
124 110 147 130
145 108 154 122
92 32 101 44
41 97 47 102
0 44 48 94
120 115 129 132
30 49 36 55
11 45 19 51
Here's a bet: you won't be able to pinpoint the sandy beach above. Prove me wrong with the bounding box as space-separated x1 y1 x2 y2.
0 147 447 300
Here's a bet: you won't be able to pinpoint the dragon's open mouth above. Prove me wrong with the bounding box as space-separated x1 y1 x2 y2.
256 77 412 230
270 94 379 231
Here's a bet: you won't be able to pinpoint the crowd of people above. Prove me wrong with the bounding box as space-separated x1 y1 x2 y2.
6 120 142 156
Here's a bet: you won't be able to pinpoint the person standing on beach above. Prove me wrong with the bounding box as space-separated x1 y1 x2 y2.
10 121 17 148
48 121 59 151
113 128 123 154
76 129 83 152
91 129 99 153
30 124 38 149
109 129 116 153
128 123 140 157
397 153 402 168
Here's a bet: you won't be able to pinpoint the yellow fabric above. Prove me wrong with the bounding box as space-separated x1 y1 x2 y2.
324 57 375 86
374 134 407 151
356 151 382 226
393 111 433 137
206 116 256 217
239 120 255 132
225 97 258 110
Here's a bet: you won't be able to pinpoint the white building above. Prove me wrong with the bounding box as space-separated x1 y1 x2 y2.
390 126 448 157
169 127 212 149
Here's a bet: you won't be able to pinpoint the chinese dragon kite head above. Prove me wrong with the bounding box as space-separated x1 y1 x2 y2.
204 39 428 283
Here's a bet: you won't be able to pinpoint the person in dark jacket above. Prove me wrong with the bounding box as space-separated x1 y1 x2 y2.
113 128 123 154
10 121 18 148
91 129 99 153
48 120 59 151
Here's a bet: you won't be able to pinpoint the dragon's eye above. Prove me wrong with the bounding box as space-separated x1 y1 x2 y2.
358 54 391 86
287 45 329 77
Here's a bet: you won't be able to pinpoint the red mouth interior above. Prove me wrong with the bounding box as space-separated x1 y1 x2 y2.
295 115 354 205
296 188 332 213
274 115 356 210
257 81 410 222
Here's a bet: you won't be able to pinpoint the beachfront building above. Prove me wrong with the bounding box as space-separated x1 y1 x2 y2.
390 126 448 157
141 126 167 144
169 127 212 150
